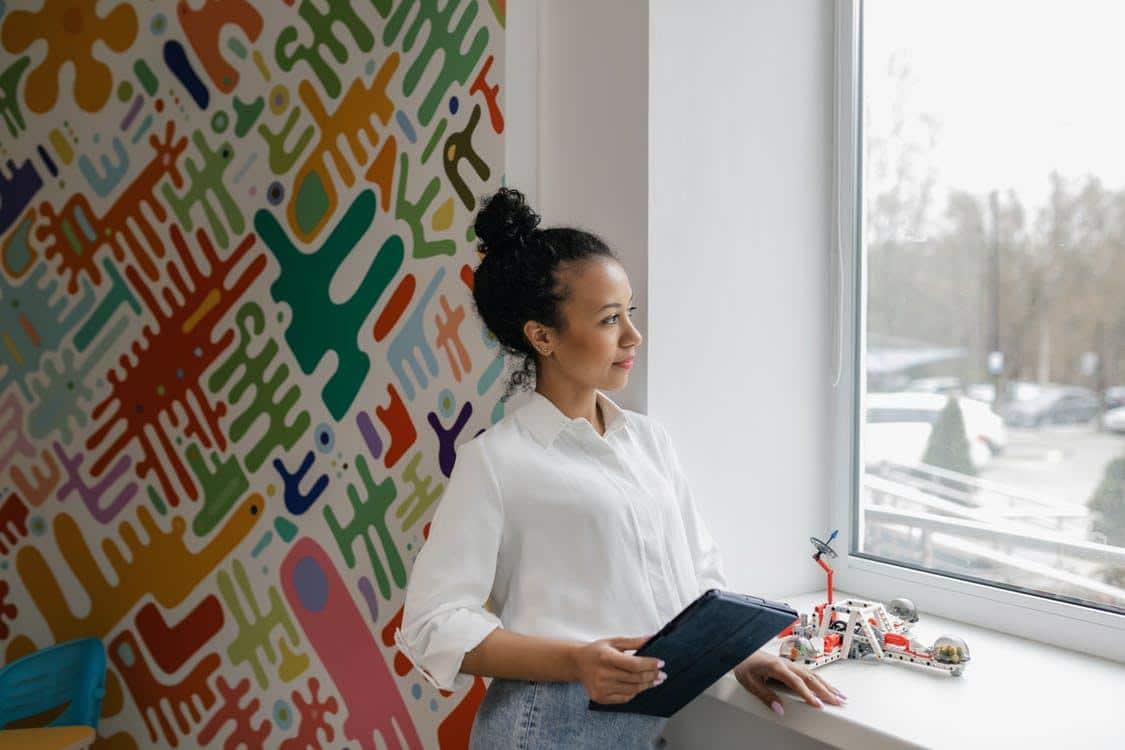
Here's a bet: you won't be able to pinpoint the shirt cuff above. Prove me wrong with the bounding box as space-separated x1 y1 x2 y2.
394 608 503 692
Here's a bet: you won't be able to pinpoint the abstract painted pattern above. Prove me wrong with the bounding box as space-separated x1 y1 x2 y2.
0 1 506 747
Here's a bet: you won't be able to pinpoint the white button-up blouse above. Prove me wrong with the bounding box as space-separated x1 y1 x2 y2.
393 388 728 692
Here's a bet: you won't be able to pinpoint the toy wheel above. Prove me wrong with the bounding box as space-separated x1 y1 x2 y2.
828 620 847 632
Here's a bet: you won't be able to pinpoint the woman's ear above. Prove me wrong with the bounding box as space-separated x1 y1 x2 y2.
523 320 554 357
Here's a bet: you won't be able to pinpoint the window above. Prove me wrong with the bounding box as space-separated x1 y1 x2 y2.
834 0 1125 659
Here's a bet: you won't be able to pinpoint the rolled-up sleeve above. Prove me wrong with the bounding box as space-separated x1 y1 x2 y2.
655 420 729 596
393 438 504 692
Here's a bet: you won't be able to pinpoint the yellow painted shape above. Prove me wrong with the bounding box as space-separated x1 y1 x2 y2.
432 197 454 231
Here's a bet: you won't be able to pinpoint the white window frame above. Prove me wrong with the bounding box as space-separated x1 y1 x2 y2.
830 0 1125 663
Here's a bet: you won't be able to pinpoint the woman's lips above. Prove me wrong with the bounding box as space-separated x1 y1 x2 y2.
613 358 635 369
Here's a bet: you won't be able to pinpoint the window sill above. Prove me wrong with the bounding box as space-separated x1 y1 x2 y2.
702 589 1124 749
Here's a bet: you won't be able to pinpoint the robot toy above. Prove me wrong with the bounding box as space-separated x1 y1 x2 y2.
776 530 971 676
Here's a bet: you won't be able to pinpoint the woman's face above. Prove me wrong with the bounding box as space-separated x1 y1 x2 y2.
534 257 642 390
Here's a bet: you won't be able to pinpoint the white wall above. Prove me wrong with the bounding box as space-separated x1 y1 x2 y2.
533 0 651 413
648 0 834 601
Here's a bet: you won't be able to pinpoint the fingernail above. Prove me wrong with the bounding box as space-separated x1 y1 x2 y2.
657 660 665 668
834 689 848 700
770 701 784 717
812 696 823 708
658 671 667 681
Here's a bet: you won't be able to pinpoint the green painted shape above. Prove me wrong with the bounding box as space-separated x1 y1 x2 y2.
274 2 374 99
294 170 329 235
274 516 298 542
420 117 446 165
133 59 158 96
187 442 250 537
385 0 489 126
0 57 31 137
397 153 455 258
207 302 312 472
61 219 83 255
323 454 408 599
254 189 403 420
147 485 167 515
216 558 305 689
257 106 313 175
160 129 244 249
233 95 264 139
227 37 248 59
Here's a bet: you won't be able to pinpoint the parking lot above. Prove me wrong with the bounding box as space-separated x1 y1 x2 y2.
979 424 1125 511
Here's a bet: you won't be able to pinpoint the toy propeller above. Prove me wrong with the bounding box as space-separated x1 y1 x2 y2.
810 529 838 560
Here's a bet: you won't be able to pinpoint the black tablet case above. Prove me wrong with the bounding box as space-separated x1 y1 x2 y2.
587 589 799 718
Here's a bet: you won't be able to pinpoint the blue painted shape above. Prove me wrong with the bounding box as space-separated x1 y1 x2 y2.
272 451 329 515
36 144 57 176
395 110 417 143
292 556 329 612
163 39 209 109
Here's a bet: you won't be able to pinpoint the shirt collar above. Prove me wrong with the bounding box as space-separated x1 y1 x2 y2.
517 389 628 448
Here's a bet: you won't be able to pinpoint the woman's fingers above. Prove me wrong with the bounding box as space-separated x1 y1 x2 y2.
613 666 665 685
794 666 846 705
735 665 785 716
771 664 828 708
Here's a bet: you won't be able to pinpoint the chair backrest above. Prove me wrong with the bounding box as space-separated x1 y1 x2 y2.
0 637 107 729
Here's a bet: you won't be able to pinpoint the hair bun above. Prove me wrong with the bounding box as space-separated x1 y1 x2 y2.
474 187 541 259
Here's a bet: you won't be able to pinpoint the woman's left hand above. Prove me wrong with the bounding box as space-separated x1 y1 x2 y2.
733 650 847 716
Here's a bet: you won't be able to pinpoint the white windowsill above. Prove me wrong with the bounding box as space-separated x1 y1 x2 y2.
702 589 1124 749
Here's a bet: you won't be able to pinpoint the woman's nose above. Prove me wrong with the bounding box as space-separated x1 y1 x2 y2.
624 318 643 346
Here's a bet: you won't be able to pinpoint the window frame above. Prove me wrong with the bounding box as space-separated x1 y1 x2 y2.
831 0 1125 663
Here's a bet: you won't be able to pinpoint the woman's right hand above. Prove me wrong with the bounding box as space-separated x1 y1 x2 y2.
573 635 667 704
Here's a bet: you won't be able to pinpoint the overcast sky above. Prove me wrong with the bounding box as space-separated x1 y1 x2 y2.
864 0 1125 220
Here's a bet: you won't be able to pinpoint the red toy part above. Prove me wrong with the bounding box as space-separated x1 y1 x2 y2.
816 557 834 603
884 633 909 648
824 633 842 652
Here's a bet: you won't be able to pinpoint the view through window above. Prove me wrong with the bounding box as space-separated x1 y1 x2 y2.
859 0 1125 614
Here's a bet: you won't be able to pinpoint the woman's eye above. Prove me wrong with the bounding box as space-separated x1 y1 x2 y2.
604 307 637 325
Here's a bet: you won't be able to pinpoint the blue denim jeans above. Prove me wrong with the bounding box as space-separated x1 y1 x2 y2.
469 677 670 749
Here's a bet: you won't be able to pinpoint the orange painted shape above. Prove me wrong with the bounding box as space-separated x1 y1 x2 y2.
177 0 263 94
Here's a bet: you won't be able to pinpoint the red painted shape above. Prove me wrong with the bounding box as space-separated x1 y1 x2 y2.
375 383 416 469
135 594 224 674
372 273 415 342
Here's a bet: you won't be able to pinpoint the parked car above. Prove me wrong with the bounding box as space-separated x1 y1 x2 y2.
1104 406 1125 434
965 380 1046 405
864 392 1006 470
1001 386 1101 428
904 377 963 395
1106 386 1125 411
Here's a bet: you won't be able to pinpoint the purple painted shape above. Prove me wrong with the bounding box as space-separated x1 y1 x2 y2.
53 441 138 523
426 401 472 478
356 410 383 459
357 576 379 623
120 95 144 131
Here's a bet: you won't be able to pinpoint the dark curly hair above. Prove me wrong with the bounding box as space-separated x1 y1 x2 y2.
471 187 618 403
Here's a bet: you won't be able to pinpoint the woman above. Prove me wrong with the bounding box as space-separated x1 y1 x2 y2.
394 188 844 749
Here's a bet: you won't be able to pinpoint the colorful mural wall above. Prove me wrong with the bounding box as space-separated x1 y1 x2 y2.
0 1 506 747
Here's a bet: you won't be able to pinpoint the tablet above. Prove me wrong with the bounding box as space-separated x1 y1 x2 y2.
587 589 798 718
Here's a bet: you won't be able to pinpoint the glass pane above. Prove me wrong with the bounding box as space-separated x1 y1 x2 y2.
860 0 1125 614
